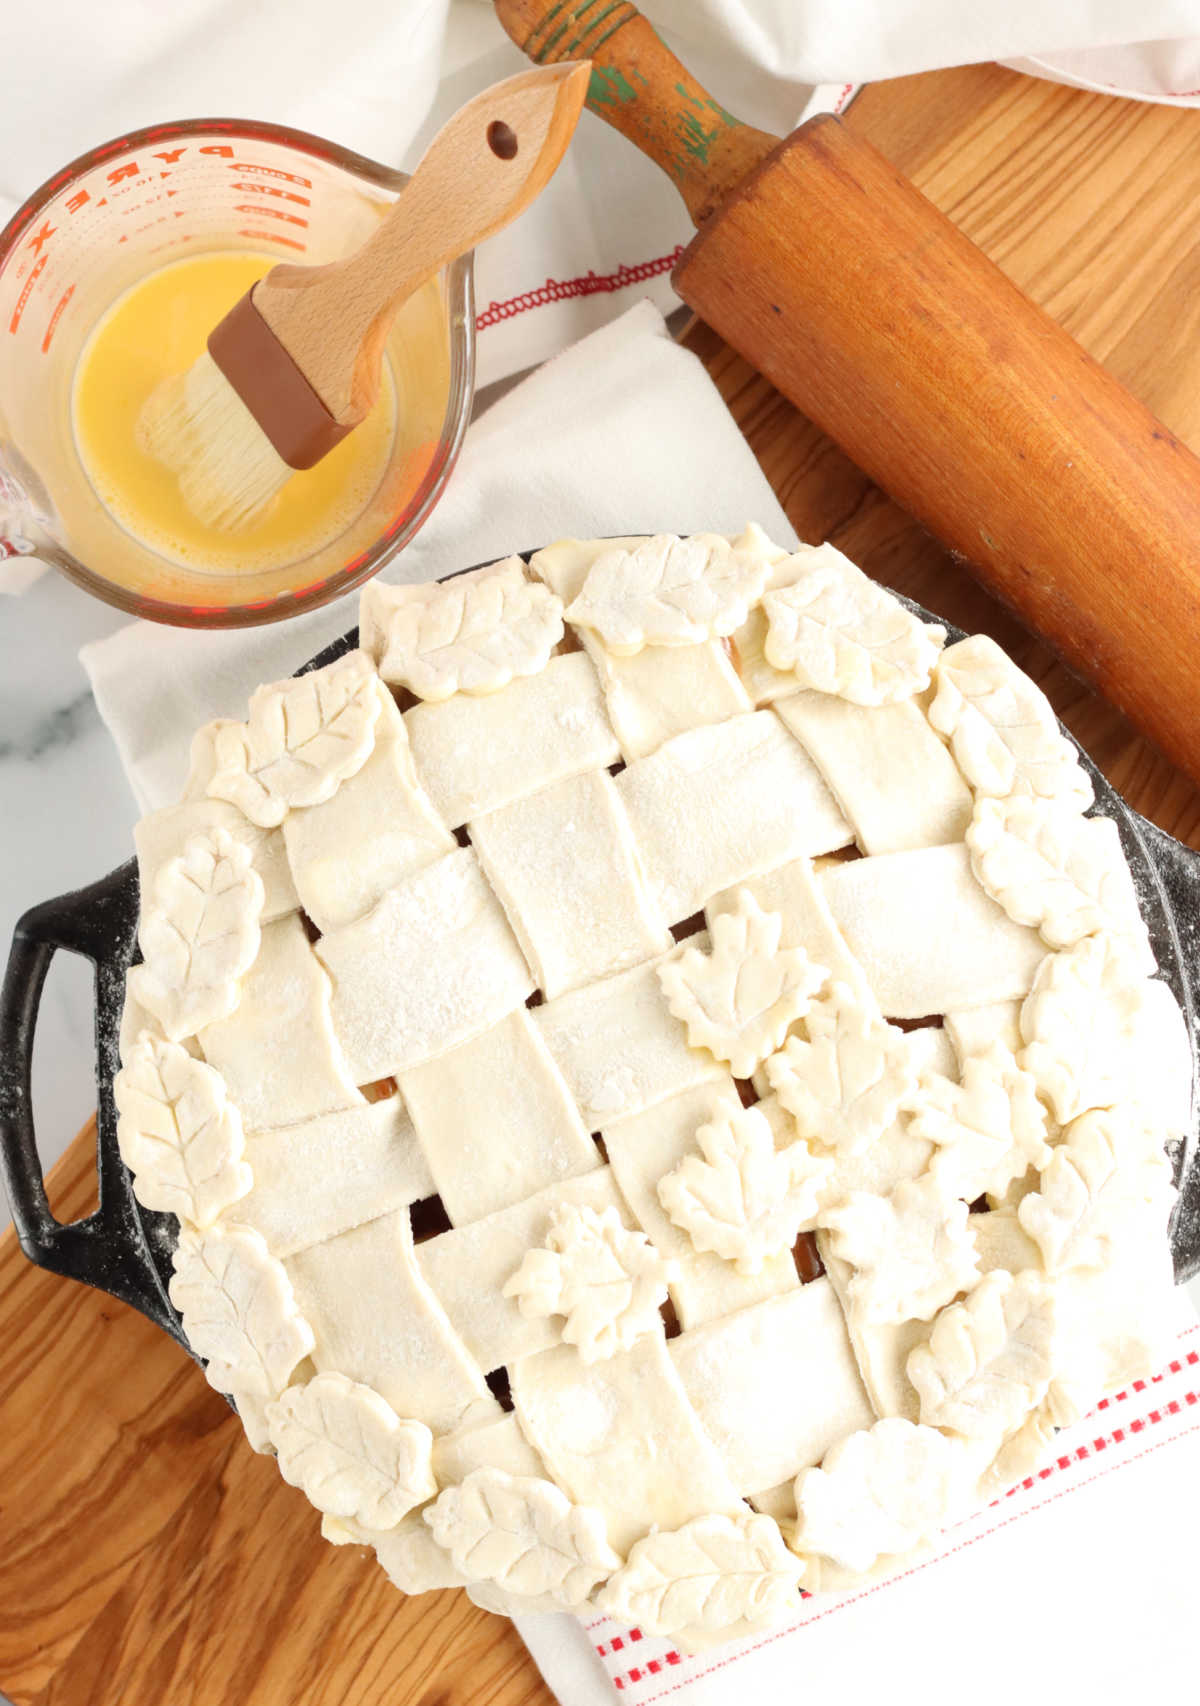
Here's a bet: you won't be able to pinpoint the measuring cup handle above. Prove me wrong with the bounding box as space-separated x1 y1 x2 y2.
0 860 185 1343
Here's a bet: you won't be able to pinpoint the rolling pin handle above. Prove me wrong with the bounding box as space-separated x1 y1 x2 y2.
493 0 779 224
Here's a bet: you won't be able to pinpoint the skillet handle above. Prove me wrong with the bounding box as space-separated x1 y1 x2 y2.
1124 809 1200 1284
0 862 185 1342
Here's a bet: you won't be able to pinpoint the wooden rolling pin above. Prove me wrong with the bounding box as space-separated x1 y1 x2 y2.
496 0 1200 787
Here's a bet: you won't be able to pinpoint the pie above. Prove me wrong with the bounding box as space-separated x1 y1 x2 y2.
115 530 1190 1645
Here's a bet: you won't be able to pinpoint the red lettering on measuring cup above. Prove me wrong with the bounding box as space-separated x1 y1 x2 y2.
238 228 306 252
231 162 312 188
65 189 90 215
42 285 75 354
233 205 308 228
9 254 47 334
153 148 186 164
27 221 55 256
199 144 236 158
107 163 140 184
231 182 310 206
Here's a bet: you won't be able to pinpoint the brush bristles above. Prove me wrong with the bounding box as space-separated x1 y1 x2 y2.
138 351 294 531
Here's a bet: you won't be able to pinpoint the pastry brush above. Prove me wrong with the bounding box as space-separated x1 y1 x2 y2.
140 63 590 531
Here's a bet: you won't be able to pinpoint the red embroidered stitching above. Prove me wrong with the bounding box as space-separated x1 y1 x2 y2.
475 247 686 331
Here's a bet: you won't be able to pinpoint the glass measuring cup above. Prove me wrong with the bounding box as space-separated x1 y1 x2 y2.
0 118 474 627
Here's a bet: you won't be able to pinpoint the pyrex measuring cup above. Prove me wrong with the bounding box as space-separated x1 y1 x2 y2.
0 119 474 627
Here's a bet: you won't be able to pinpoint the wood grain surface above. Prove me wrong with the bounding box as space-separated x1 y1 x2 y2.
3 59 1200 1706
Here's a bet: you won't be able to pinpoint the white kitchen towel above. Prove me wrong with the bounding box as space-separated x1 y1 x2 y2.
80 299 794 809
517 1303 1200 1704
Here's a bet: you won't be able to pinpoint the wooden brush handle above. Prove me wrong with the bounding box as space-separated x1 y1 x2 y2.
253 63 589 422
498 0 1200 785
494 0 778 223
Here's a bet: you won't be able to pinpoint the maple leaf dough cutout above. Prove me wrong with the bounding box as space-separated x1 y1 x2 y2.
596 1510 803 1636
564 532 771 655
1017 1108 1174 1276
793 1418 970 1574
764 982 915 1155
928 634 1093 807
266 1373 436 1531
657 1104 832 1275
821 1174 980 1325
424 1468 620 1606
657 890 828 1078
502 1202 677 1363
1018 932 1150 1124
127 828 264 1041
208 650 382 828
966 795 1149 954
760 545 945 704
169 1222 315 1400
906 1269 1059 1446
368 558 563 700
115 1031 251 1227
907 1044 1053 1204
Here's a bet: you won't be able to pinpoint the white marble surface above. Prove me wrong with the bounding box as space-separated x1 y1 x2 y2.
1 570 140 1203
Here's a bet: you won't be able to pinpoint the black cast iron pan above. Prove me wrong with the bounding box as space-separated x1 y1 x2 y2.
2 556 1199 1366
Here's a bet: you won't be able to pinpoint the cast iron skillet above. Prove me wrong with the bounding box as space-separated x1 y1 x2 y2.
1 556 1198 1365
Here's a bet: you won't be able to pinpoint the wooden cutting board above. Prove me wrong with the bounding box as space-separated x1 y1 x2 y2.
3 61 1199 1706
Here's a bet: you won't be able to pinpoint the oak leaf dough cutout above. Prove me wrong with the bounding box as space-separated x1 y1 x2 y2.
761 545 944 704
929 634 1093 807
367 558 563 699
128 828 264 1040
596 1510 803 1635
565 531 771 654
266 1373 436 1531
169 1222 315 1402
208 650 381 827
424 1469 620 1606
115 1031 251 1227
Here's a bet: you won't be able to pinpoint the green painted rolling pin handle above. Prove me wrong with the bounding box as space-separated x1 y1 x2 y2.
494 0 779 225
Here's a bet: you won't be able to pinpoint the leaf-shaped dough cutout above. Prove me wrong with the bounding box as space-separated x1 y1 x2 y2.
761 545 944 704
368 558 563 700
821 1174 980 1325
966 795 1149 954
657 1104 832 1275
657 891 828 1077
169 1223 315 1399
793 1419 969 1573
764 983 915 1155
565 532 770 655
928 634 1093 807
207 651 381 828
115 1031 251 1227
503 1203 676 1363
128 828 264 1041
596 1511 803 1636
266 1373 436 1530
906 1270 1059 1445
907 1044 1053 1204
423 1468 620 1605
1018 933 1150 1124
1017 1108 1174 1276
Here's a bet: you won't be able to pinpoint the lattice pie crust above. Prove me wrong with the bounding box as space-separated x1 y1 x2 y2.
117 534 1190 1645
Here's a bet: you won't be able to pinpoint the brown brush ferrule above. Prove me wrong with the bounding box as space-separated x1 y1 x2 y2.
207 290 354 471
